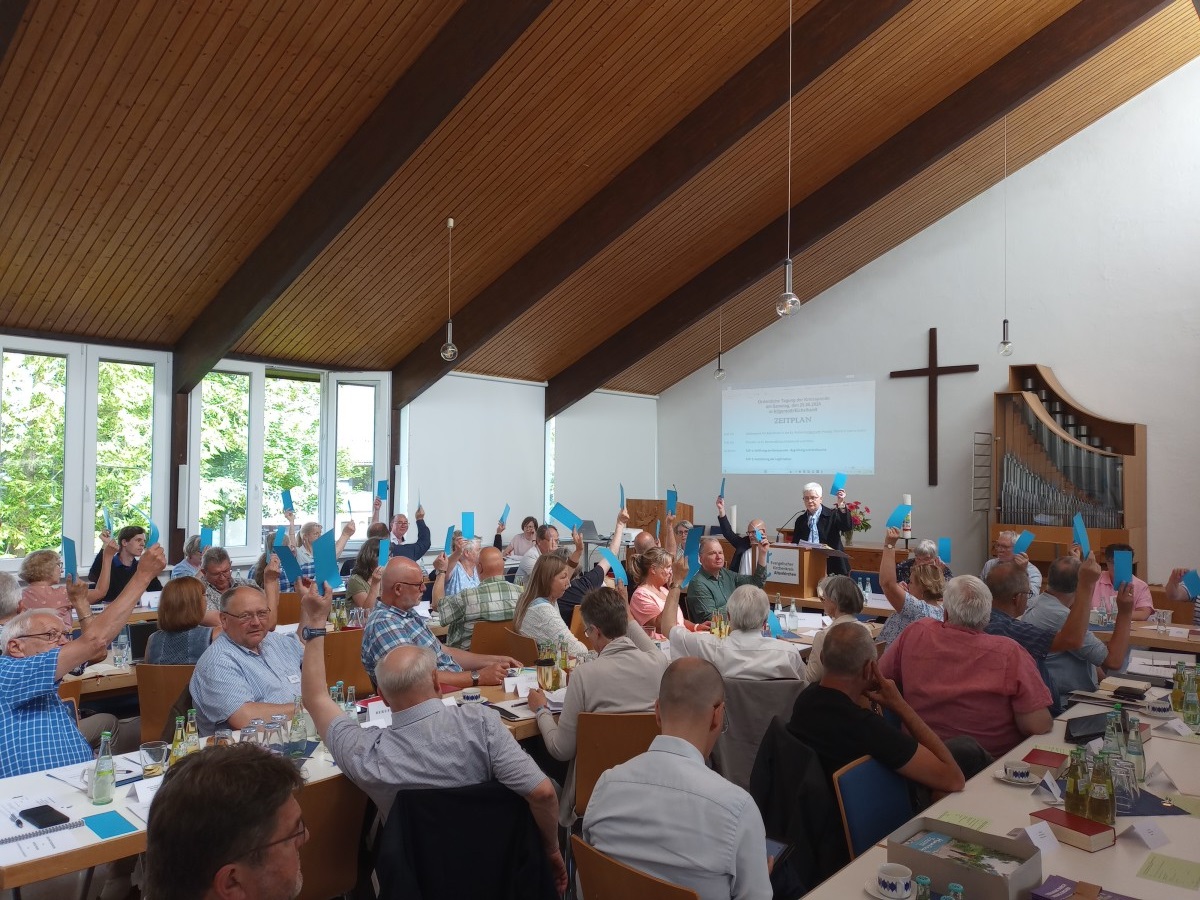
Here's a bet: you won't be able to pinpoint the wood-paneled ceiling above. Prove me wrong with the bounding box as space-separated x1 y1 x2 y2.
1 0 1197 415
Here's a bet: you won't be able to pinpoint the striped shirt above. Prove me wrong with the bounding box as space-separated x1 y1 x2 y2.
189 632 304 735
438 576 520 649
361 601 460 685
0 649 92 777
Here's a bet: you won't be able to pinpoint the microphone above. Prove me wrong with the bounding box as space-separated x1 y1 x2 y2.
777 509 807 541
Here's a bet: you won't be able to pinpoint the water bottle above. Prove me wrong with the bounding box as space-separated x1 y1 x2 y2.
1183 672 1200 731
91 731 115 805
1126 716 1145 782
184 708 200 755
1101 711 1123 757
345 685 357 713
288 696 307 758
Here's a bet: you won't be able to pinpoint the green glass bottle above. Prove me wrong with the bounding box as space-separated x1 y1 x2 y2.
91 731 115 805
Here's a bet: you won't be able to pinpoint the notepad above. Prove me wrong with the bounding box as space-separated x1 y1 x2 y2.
1137 852 1200 890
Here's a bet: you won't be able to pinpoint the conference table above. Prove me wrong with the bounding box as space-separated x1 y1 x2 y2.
806 701 1200 899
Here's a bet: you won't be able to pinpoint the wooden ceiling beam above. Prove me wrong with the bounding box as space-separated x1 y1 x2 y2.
170 0 549 395
389 0 916 409
545 0 1172 418
0 0 30 66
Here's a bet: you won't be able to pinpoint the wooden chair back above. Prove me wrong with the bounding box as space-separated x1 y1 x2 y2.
137 663 196 744
570 835 699 900
276 592 301 627
570 606 593 651
574 712 660 817
832 755 913 859
57 679 82 722
297 773 370 900
324 629 373 697
470 619 538 666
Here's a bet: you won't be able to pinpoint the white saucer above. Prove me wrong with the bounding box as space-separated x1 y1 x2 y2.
863 878 910 900
1140 707 1176 719
992 768 1036 787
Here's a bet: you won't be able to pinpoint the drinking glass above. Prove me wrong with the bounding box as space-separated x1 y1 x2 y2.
262 722 285 755
536 658 561 692
1154 609 1171 634
239 726 261 745
213 729 234 747
112 634 130 668
139 741 169 778
1112 760 1139 815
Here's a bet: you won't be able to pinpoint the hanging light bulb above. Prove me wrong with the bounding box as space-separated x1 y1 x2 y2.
714 351 726 381
714 309 727 380
439 217 459 362
776 259 800 318
997 318 1013 357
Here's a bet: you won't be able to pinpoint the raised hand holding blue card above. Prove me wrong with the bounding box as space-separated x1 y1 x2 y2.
1072 513 1091 559
500 504 510 526
461 512 475 541
619 483 624 510
377 538 390 570
377 480 388 500
1013 530 1035 555
200 526 214 548
937 537 952 565
830 472 847 495
148 521 160 546
682 526 704 589
312 531 344 596
598 548 628 585
444 526 455 557
281 489 294 513
274 545 302 584
1182 570 1200 599
666 489 678 516
102 507 113 533
61 536 77 579
886 504 912 530
719 477 726 499
547 502 583 534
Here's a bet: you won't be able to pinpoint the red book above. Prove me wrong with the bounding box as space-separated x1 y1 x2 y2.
1023 748 1068 775
1029 808 1115 852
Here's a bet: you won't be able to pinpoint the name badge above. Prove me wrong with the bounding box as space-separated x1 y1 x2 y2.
288 674 301 684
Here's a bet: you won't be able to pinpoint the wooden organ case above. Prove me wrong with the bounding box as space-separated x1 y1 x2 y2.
992 365 1146 569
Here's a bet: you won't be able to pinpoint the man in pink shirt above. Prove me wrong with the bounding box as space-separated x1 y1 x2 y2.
1090 543 1153 621
879 574 1053 758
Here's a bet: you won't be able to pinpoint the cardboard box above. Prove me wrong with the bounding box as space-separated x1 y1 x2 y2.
887 816 1042 900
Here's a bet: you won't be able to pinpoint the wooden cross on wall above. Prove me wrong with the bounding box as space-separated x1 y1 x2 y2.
889 327 979 486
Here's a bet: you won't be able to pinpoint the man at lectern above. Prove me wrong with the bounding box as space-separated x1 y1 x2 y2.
793 482 852 576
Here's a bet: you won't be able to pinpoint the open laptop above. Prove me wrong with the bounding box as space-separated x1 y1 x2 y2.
578 519 604 542
128 621 158 664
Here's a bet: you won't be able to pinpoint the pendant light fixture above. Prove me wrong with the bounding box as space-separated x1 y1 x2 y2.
776 0 800 318
997 118 1014 357
714 309 727 381
439 217 459 362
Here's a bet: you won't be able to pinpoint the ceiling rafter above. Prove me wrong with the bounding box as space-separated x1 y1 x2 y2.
389 0 916 410
170 0 550 395
545 0 1174 418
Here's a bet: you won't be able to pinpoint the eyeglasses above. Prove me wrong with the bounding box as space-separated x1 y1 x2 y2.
239 818 308 859
1019 590 1036 600
396 581 425 589
206 567 233 579
222 609 271 623
21 630 70 644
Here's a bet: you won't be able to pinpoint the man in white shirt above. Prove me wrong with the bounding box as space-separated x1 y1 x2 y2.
514 524 558 586
584 657 773 900
980 530 1042 596
668 585 804 681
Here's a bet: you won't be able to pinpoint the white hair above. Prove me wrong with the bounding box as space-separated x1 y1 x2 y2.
914 539 938 559
802 482 823 498
1 608 60 654
727 585 769 632
0 573 21 622
943 575 992 630
377 645 437 701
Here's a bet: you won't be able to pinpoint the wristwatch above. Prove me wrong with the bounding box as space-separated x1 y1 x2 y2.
471 669 480 686
301 627 327 641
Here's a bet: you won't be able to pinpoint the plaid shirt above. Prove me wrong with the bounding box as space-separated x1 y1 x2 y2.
439 576 520 649
0 649 92 778
362 600 460 684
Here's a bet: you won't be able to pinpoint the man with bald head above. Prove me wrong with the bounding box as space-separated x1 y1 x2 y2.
361 556 519 689
299 580 567 892
584 658 772 900
436 546 521 650
715 496 768 575
190 580 310 735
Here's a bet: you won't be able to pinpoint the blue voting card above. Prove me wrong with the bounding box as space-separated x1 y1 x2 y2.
682 526 704 589
754 528 764 543
281 489 294 512
1182 570 1200 599
312 531 343 596
377 479 388 500
666 489 678 516
1072 513 1091 559
655 520 660 540
1013 531 1035 554
830 472 847 495
937 537 952 564
444 526 455 557
274 545 302 584
766 609 783 638
102 507 113 532
886 504 912 530
147 521 160 547
274 525 287 547
719 477 726 499
619 483 624 510
200 526 214 548
346 497 352 515
377 537 390 570
61 535 77 579
461 512 475 541
548 502 582 534
598 548 628 585
1111 550 1133 589
500 503 510 526
84 810 136 839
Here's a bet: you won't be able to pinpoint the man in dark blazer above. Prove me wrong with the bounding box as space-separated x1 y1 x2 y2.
793 482 851 575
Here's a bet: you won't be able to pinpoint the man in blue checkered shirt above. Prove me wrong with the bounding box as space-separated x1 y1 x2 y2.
0 545 165 778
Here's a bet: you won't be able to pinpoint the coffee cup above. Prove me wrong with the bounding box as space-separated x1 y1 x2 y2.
876 863 912 899
1148 697 1173 715
1004 760 1032 782
461 687 482 703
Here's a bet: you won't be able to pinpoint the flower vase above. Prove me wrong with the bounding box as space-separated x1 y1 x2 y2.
843 531 854 546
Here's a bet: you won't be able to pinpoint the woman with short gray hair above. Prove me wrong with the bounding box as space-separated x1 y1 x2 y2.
805 575 870 682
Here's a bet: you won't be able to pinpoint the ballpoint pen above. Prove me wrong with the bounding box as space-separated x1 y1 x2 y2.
9 813 23 828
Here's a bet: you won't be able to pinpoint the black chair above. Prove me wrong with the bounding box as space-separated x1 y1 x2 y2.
374 781 558 900
748 717 847 898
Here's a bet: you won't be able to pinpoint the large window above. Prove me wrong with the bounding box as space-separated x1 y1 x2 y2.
0 339 170 569
187 364 389 559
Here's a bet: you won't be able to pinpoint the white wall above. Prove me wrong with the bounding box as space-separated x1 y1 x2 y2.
658 58 1200 581
401 373 546 546
554 390 657 527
